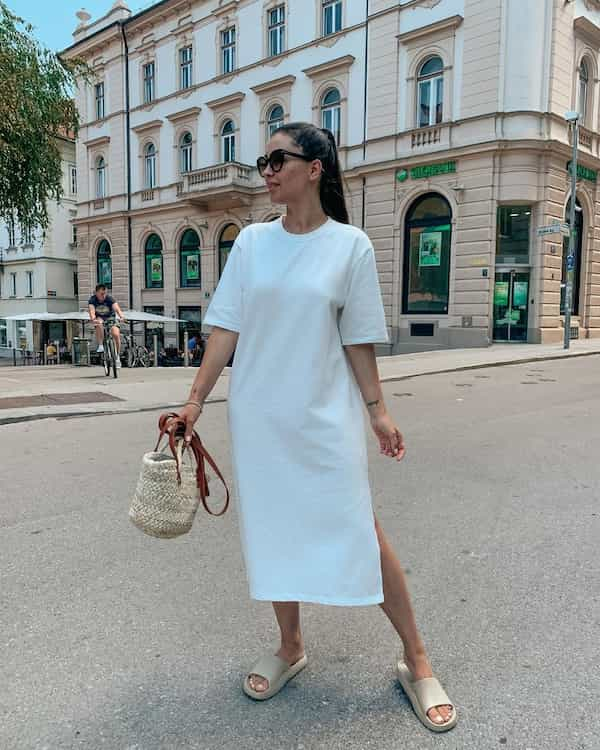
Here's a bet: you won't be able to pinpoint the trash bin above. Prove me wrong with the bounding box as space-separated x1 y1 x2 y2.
72 338 90 366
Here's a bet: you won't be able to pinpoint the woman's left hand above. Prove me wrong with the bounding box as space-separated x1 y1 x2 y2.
370 412 406 461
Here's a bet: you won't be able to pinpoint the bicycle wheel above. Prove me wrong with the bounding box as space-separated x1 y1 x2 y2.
107 337 118 378
102 342 111 376
138 346 151 367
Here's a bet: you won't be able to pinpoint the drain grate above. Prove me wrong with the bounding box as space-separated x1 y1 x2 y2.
0 391 124 410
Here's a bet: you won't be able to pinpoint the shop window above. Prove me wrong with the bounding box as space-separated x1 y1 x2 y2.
144 305 164 350
219 224 240 278
97 239 112 288
561 198 583 315
178 306 202 349
144 233 163 289
179 229 201 288
403 193 452 314
496 206 531 264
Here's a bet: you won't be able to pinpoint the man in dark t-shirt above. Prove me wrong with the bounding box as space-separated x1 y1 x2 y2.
88 284 126 365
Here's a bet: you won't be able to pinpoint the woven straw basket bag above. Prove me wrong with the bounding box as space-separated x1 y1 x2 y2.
129 413 229 539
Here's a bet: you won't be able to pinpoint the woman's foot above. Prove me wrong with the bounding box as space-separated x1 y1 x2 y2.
247 643 305 693
403 652 454 726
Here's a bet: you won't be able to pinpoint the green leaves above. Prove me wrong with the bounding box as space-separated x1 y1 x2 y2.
0 2 86 234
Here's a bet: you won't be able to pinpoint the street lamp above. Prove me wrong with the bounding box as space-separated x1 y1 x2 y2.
564 111 579 350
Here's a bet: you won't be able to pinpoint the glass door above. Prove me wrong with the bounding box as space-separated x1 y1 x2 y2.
493 270 529 342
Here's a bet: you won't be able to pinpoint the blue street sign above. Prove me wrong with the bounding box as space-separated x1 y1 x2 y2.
567 255 575 271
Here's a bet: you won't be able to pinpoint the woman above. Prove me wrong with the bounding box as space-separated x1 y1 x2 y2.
178 123 456 733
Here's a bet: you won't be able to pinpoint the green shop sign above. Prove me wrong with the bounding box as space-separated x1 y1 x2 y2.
567 161 597 183
396 161 456 182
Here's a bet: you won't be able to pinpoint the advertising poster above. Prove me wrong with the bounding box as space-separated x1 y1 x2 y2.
186 254 199 280
494 281 509 306
151 256 162 282
512 281 528 307
419 231 442 267
99 260 111 285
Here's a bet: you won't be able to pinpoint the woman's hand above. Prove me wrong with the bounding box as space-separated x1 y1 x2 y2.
179 403 203 443
370 411 406 461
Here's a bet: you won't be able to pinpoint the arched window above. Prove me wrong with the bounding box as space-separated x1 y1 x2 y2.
403 193 452 314
221 119 235 163
180 228 201 288
417 56 444 127
578 60 589 122
561 198 583 315
321 88 341 143
144 233 163 289
96 156 106 198
180 132 193 173
96 239 112 288
218 224 240 278
144 142 156 188
267 104 284 139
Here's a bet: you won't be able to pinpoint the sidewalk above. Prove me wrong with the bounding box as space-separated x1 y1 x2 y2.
1 339 599 424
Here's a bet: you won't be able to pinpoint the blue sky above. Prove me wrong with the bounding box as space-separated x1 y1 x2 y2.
6 0 151 51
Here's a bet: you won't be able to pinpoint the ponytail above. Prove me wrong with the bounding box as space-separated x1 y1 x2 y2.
274 122 349 224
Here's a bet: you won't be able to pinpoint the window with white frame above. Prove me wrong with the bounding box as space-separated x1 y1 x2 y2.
95 82 105 119
578 60 589 123
180 131 193 173
321 88 341 143
322 0 342 36
69 164 77 195
267 104 284 139
143 61 155 103
96 156 106 198
268 6 285 56
26 271 33 297
10 273 16 297
221 120 236 162
179 46 193 90
22 225 33 245
221 28 236 74
417 56 444 127
144 143 157 189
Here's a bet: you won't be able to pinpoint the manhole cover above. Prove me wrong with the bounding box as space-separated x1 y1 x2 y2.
0 391 124 410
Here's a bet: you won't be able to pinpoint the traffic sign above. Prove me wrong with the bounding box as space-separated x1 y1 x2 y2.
537 223 570 237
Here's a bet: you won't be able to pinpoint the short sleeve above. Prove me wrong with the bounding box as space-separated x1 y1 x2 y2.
338 246 389 346
203 239 243 333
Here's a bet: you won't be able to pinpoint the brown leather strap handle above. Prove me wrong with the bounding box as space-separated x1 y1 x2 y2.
155 413 229 517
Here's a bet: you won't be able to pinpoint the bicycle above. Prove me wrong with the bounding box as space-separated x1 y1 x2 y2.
122 334 151 368
90 318 123 379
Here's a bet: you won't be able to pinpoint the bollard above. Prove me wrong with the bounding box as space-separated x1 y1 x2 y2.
184 330 189 367
153 332 158 367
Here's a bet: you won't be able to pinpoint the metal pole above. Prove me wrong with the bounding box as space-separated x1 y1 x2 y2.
183 330 189 367
564 118 578 349
55 339 60 365
153 332 158 367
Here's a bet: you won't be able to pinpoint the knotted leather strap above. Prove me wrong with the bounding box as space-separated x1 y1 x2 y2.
155 413 229 517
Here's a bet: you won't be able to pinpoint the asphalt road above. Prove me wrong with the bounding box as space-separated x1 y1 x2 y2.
1 357 598 750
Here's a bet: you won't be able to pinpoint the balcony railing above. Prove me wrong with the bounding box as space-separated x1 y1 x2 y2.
177 161 256 207
93 199 105 210
141 189 155 202
412 126 442 148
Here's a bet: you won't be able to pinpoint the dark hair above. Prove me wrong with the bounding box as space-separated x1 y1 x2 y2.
95 284 107 292
273 122 349 224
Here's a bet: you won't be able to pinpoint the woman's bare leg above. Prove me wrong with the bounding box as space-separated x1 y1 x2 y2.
247 602 305 693
375 516 453 725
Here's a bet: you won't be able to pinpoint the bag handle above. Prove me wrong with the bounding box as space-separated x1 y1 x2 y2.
155 413 230 517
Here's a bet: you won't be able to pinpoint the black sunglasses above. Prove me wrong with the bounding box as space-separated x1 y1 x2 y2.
256 148 314 176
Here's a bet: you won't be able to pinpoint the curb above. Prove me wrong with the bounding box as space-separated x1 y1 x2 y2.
1 350 599 426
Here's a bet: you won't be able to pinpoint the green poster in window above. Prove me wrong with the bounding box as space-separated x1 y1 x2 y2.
99 259 111 285
419 231 443 267
151 256 162 282
494 281 509 306
512 281 528 307
186 253 199 280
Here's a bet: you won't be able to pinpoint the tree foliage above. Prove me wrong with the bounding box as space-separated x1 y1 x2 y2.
0 2 85 234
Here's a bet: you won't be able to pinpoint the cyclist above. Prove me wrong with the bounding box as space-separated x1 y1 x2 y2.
88 284 126 367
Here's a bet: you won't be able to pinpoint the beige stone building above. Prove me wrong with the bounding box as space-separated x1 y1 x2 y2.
63 0 600 353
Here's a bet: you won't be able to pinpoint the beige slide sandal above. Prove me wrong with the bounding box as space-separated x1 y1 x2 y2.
243 653 308 701
397 659 458 733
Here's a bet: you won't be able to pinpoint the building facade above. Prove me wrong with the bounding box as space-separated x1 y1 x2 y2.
0 136 79 353
63 0 600 353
